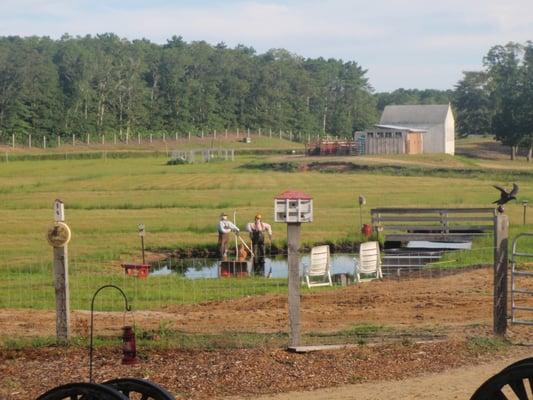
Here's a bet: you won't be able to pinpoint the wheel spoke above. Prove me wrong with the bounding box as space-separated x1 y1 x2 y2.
528 377 533 396
509 379 529 400
103 378 174 400
494 390 508 400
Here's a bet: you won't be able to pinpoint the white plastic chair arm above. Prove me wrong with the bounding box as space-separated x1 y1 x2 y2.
353 256 360 273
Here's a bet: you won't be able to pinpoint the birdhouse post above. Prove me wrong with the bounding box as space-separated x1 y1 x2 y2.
274 190 313 349
47 199 72 343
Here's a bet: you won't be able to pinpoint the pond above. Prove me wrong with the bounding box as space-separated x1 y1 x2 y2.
150 249 446 279
150 254 357 279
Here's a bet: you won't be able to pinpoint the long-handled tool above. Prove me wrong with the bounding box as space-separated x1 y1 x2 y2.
233 210 238 260
236 233 254 257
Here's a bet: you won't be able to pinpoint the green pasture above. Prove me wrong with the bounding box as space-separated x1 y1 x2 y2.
1 136 532 310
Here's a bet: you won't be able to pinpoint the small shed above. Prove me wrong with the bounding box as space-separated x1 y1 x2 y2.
379 104 455 155
356 126 425 155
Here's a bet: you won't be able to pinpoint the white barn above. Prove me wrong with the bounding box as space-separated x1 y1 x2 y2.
379 104 455 155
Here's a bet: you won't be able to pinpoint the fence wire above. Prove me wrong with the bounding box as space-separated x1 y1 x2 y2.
1 243 516 348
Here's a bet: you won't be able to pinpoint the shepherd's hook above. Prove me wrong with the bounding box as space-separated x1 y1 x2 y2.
89 284 131 383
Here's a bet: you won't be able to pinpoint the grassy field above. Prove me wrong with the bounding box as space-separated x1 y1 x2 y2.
1 135 532 310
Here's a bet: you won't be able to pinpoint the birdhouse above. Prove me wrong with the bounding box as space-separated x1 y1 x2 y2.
274 190 313 223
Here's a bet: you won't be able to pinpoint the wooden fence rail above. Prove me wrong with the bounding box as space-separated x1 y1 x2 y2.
371 207 496 243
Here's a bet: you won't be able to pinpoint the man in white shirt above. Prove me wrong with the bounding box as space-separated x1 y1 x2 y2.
246 214 272 272
218 213 239 259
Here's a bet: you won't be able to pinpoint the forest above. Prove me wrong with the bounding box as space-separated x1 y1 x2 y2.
0 34 531 150
0 34 452 142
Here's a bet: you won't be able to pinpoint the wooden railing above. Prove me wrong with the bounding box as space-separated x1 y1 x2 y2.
371 207 496 242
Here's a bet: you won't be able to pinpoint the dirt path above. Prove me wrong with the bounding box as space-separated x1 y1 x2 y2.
227 348 533 400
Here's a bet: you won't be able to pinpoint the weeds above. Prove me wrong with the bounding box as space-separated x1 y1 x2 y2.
466 336 508 353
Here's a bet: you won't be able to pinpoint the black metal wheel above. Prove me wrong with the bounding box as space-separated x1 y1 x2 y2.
103 378 175 400
470 364 533 400
37 382 128 400
502 358 533 372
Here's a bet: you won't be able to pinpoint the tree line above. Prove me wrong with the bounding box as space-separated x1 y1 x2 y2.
454 41 533 159
6 33 529 154
0 34 381 141
0 34 457 143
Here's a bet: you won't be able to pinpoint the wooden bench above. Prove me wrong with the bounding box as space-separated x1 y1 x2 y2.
371 207 496 243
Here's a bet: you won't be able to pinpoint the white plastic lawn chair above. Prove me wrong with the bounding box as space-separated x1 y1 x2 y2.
354 241 383 283
303 245 333 288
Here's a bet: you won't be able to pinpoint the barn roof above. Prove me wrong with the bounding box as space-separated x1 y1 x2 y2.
374 124 427 133
380 104 450 126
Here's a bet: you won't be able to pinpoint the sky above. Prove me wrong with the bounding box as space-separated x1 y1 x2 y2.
1 0 532 92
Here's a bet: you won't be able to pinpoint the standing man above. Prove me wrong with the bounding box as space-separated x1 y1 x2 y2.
218 213 239 260
246 214 273 272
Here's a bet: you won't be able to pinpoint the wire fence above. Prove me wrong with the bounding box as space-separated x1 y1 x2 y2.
0 128 342 151
3 241 531 348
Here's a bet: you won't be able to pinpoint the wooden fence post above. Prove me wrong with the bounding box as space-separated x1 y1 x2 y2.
287 222 301 348
493 213 509 337
49 200 71 343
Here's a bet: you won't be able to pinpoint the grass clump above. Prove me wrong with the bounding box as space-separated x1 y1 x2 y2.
466 336 509 353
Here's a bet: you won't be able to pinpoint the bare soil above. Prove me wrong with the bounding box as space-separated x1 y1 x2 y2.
1 267 532 399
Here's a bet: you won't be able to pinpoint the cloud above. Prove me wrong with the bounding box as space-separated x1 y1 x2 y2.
0 0 532 91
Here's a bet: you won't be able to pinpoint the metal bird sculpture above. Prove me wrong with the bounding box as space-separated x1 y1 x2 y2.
493 183 519 213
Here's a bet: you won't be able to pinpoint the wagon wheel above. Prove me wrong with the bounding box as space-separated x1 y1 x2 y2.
470 364 533 400
103 378 175 400
37 382 128 400
501 358 533 372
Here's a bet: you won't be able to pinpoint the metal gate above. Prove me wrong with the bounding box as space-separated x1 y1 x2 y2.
511 233 533 325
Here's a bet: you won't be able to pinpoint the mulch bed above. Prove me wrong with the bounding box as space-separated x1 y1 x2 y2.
0 339 512 400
